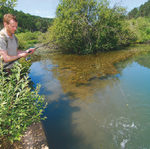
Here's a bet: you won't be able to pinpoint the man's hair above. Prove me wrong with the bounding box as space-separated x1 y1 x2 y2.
3 14 18 24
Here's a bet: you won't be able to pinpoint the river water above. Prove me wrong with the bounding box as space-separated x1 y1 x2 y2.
29 44 150 149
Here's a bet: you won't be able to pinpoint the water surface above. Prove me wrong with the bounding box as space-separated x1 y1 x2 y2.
30 45 150 149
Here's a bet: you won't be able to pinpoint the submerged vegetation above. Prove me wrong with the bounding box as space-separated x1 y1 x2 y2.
44 44 150 100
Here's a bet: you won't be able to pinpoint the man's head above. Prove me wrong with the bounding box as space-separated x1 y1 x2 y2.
3 14 18 36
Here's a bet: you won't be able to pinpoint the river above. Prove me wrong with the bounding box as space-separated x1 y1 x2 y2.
29 44 150 149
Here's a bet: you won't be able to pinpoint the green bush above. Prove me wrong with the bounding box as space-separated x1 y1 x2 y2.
0 62 47 145
16 31 42 50
128 17 150 43
46 0 135 54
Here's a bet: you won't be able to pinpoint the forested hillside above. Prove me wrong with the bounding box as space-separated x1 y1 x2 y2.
0 6 53 32
128 0 150 18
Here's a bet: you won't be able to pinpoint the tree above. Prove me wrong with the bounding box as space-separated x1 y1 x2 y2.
128 8 138 19
128 0 150 18
35 21 42 31
0 0 17 8
0 6 53 32
47 0 135 54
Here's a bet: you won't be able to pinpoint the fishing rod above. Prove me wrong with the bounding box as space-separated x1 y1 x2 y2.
27 45 43 53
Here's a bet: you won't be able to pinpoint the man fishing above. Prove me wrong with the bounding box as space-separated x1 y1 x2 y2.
0 13 35 69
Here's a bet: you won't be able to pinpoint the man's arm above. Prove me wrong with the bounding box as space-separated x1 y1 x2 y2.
0 49 29 63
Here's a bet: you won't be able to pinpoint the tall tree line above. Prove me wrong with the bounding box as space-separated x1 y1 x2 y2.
128 0 150 18
0 6 53 32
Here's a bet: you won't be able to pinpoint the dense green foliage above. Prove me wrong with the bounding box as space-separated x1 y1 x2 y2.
0 6 53 32
0 0 17 8
0 62 46 144
127 0 150 43
128 0 150 18
128 17 150 43
46 0 135 54
16 31 42 49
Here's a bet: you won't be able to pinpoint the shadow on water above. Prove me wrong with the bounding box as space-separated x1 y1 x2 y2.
42 94 92 149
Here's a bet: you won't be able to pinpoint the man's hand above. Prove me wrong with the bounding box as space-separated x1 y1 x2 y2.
18 52 29 58
26 48 35 54
1 48 35 63
18 48 35 58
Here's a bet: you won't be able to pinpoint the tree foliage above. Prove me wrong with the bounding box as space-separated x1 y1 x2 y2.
128 0 150 18
128 17 150 43
0 0 17 8
0 6 53 32
46 0 135 54
16 31 42 49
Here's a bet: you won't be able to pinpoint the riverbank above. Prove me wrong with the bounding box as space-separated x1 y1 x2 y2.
0 122 49 149
20 122 49 149
10 122 49 149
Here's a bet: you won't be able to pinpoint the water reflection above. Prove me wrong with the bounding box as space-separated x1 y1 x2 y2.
135 52 150 68
29 44 150 149
45 51 131 100
31 44 150 102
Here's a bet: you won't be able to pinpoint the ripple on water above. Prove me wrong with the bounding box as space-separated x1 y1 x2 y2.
103 116 138 148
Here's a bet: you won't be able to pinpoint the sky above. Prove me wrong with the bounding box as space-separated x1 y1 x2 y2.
14 0 148 18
